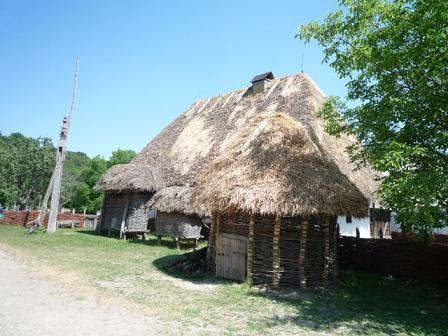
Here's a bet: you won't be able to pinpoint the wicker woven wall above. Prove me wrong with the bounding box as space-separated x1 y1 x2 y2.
101 192 153 232
126 192 152 232
101 193 127 230
155 212 203 238
209 213 338 288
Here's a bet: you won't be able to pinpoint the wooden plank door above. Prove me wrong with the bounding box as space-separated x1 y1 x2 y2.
216 233 247 282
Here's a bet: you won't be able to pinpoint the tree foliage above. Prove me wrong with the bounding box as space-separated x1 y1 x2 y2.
0 132 136 213
66 149 136 213
108 149 137 168
0 132 55 209
67 156 108 213
298 0 448 233
60 151 91 207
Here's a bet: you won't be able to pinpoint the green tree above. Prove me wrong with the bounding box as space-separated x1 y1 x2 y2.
0 133 55 209
61 151 91 207
298 0 448 234
69 156 108 213
108 149 136 168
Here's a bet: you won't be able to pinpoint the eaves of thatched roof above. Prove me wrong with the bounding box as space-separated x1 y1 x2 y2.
192 112 369 217
146 185 209 217
95 163 165 193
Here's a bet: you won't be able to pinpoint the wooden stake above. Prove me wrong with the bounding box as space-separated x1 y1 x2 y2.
299 216 309 288
206 216 216 270
215 214 222 276
323 216 330 286
272 216 282 288
119 196 130 239
247 215 255 282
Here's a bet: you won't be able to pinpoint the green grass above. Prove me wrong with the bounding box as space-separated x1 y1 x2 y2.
1 225 447 335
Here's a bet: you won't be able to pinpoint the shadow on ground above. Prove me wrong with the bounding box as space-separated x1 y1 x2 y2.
78 230 201 249
152 251 229 286
77 229 448 334
246 270 448 335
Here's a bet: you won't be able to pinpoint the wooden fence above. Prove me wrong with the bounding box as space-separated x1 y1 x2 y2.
0 210 88 228
338 236 448 285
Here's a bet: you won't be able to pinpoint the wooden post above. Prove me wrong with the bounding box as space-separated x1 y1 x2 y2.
215 214 222 276
332 217 338 281
47 158 63 233
193 238 198 250
206 216 216 270
47 57 79 234
119 196 129 240
299 216 309 288
247 215 255 283
323 216 330 286
23 210 30 227
96 193 107 234
272 216 282 288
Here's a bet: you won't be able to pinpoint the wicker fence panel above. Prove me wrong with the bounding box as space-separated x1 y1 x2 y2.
279 217 302 287
338 236 448 285
0 211 87 228
304 216 326 287
220 214 249 236
155 212 202 238
252 216 275 285
328 216 338 281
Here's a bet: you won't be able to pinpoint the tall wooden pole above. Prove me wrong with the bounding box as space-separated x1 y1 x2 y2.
272 216 282 288
299 216 309 288
246 215 255 283
47 57 79 233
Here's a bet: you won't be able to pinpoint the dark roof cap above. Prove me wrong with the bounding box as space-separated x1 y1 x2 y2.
251 72 274 83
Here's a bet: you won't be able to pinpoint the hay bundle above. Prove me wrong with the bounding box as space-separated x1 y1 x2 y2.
95 163 165 192
192 112 368 217
147 185 206 216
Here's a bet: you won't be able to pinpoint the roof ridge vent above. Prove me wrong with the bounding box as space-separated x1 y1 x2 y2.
250 71 274 94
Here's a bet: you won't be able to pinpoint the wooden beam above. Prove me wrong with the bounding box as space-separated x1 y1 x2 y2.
215 214 222 276
323 216 330 286
206 216 216 270
247 215 255 283
272 216 282 288
47 57 80 234
119 195 130 240
299 216 309 288
96 192 107 233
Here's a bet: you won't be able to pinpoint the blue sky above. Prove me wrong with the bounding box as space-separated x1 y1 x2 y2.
0 1 344 158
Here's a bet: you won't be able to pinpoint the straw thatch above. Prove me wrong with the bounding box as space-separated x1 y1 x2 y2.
192 112 369 217
147 185 207 216
95 163 165 192
99 72 379 203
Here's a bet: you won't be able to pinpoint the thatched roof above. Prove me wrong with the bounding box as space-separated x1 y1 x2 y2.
146 185 208 216
100 72 379 203
192 112 369 217
95 163 165 192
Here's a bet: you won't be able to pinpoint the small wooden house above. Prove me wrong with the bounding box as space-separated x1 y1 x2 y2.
192 112 369 288
95 163 165 239
147 186 205 248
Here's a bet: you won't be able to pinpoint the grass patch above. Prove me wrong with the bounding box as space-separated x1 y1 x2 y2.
1 225 447 335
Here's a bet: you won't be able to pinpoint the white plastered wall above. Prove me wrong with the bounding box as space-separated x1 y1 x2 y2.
337 215 371 238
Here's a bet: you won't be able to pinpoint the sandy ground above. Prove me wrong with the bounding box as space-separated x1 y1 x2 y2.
0 247 165 336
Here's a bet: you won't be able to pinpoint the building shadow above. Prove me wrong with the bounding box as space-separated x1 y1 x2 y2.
245 269 448 335
152 250 229 286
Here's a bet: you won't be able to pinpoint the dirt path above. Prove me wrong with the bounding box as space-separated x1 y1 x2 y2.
0 247 165 336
